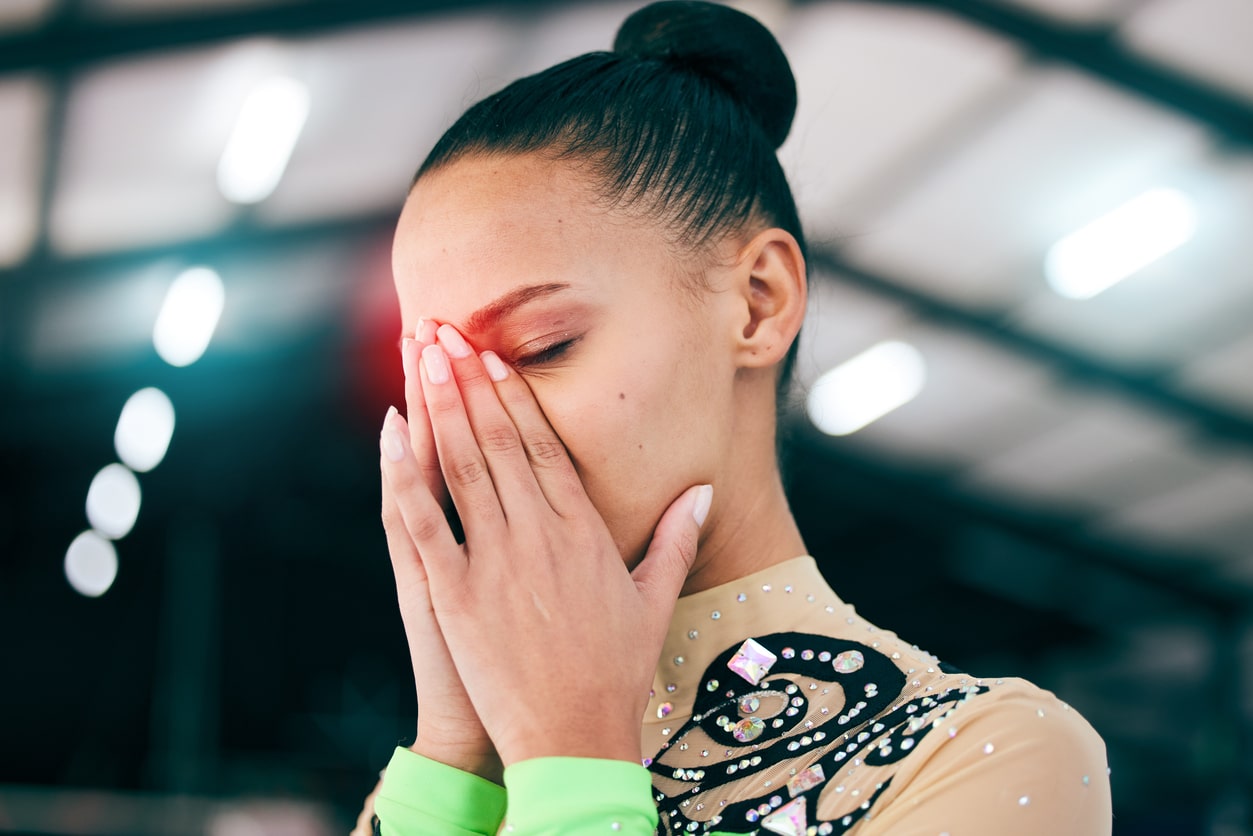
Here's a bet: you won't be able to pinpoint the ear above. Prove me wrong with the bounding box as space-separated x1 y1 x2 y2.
730 227 807 371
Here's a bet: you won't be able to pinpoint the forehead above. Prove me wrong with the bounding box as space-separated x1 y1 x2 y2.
391 154 658 326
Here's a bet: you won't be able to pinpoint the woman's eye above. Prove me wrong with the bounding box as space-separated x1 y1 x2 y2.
514 338 577 368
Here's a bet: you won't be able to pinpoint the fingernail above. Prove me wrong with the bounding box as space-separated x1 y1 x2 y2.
381 406 405 462
481 350 509 382
692 484 713 527
401 338 418 380
416 318 437 344
437 324 472 359
422 343 450 383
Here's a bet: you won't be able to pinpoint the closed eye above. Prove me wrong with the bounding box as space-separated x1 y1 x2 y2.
512 337 579 368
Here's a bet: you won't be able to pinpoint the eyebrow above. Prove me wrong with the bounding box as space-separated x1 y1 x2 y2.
462 282 572 334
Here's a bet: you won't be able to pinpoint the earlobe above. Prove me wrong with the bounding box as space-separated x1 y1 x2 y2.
733 228 807 370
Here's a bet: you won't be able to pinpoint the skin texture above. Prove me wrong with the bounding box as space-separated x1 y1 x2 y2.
374 151 810 794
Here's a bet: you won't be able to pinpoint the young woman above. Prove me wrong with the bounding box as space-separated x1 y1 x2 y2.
365 2 1112 833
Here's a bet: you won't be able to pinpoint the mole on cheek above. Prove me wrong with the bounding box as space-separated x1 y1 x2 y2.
618 392 625 400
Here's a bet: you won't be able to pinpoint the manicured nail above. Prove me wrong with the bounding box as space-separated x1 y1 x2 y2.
381 406 405 462
437 324 472 359
693 484 713 527
401 338 418 380
416 318 437 345
481 350 509 382
422 343 450 384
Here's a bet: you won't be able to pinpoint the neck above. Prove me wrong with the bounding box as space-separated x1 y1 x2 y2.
681 463 807 596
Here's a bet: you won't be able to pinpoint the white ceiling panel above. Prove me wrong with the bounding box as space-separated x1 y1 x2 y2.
829 324 1070 466
0 76 46 269
841 66 1209 308
1121 0 1253 103
1177 330 1253 418
87 0 299 17
258 14 510 226
27 261 175 370
778 2 1021 238
1094 457 1253 558
0 0 54 32
49 40 294 254
506 1 653 80
792 273 914 386
959 394 1204 513
1010 151 1253 370
991 0 1138 26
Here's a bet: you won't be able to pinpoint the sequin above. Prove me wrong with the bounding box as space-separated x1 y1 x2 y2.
706 679 719 691
711 610 721 620
674 656 685 666
666 683 677 693
818 651 832 662
760 797 806 836
732 716 765 742
737 592 748 602
833 650 865 674
801 649 815 661
688 630 699 640
1018 796 1030 806
781 647 795 659
658 702 673 719
727 638 778 686
983 743 994 754
786 763 825 797
762 584 773 592
739 696 761 714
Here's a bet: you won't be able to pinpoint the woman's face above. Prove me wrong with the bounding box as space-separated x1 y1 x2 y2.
391 153 740 566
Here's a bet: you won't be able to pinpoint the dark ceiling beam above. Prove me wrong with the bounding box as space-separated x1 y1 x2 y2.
0 0 1249 145
0 0 497 74
865 0 1253 145
812 251 1253 449
786 417 1247 617
4 210 1252 453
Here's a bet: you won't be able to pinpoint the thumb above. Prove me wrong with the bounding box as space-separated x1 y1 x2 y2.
631 483 713 618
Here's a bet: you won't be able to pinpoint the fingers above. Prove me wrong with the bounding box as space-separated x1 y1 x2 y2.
478 347 590 517
380 405 464 577
417 336 511 537
380 426 428 588
631 484 712 624
433 325 546 519
403 319 447 508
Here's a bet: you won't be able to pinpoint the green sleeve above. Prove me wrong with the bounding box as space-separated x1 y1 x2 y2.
374 746 507 836
500 758 658 834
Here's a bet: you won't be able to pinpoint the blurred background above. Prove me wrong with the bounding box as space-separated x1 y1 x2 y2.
1 0 1250 833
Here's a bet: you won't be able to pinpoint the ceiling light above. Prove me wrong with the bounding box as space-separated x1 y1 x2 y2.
153 266 224 367
65 530 119 598
806 340 926 436
85 463 142 540
217 75 310 205
1046 188 1197 300
115 387 175 472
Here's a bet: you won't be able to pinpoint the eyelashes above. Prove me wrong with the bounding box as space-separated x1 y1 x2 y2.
511 336 580 369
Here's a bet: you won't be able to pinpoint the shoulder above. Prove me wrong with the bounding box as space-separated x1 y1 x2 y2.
860 676 1112 835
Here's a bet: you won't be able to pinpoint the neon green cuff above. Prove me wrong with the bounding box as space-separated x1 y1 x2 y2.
501 757 658 834
375 746 506 836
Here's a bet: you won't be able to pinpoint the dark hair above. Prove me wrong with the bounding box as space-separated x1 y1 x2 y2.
414 0 807 392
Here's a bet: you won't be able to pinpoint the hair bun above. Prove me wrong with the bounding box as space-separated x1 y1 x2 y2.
613 1 796 149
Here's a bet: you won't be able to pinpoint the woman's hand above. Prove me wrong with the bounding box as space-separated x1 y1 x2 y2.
381 319 502 783
379 324 711 767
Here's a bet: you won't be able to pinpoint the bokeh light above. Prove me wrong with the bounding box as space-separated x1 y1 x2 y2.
153 266 225 367
85 463 142 540
114 387 175 473
64 530 119 598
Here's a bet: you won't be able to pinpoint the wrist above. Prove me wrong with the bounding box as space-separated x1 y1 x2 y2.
411 732 504 785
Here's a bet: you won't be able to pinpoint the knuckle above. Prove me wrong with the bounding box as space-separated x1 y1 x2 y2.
524 433 567 465
478 424 521 454
410 511 446 543
448 456 488 487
